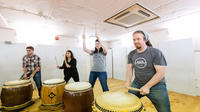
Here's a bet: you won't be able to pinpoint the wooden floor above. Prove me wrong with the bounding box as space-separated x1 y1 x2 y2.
1 78 200 112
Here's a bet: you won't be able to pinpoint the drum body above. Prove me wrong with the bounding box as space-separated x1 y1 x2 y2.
41 79 66 106
93 92 144 112
1 80 33 110
63 82 94 112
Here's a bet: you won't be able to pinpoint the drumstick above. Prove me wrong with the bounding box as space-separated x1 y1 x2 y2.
63 54 67 66
95 24 97 36
54 56 59 66
111 86 141 92
83 25 86 34
20 72 30 80
126 87 141 92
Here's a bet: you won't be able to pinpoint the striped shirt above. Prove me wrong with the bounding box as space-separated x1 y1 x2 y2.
23 54 41 73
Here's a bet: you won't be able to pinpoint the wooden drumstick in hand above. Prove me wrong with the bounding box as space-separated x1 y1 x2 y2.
95 24 99 39
83 25 86 34
127 87 141 92
111 85 141 92
95 24 97 35
63 54 67 65
55 56 59 66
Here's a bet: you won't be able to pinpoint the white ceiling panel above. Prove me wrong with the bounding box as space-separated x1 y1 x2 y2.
0 0 199 41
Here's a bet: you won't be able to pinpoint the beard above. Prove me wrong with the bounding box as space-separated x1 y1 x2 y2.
136 46 142 49
135 44 142 49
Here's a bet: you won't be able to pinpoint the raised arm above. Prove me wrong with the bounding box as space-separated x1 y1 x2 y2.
96 34 107 54
82 34 91 54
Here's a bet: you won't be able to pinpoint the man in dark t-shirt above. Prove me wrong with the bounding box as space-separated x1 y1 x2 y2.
125 30 171 112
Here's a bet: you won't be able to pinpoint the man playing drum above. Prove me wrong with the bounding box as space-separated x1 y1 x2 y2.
21 46 42 97
125 30 171 112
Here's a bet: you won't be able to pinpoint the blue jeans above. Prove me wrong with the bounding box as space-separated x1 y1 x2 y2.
89 71 109 92
128 81 171 112
21 71 42 96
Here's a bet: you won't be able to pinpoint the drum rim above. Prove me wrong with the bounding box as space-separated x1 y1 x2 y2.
64 87 92 92
64 82 91 91
94 101 143 112
2 100 33 111
43 79 65 85
94 92 142 112
3 80 31 86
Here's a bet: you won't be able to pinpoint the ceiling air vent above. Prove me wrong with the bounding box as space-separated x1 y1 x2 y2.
104 3 159 28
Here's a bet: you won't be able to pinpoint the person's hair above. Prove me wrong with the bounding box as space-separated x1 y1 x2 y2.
66 50 74 59
94 39 103 53
133 30 153 47
146 40 153 47
26 46 34 51
95 39 99 42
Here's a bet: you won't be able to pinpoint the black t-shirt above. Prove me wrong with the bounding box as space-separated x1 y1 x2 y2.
59 58 79 76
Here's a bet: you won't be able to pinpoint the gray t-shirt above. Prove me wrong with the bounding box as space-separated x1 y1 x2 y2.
128 47 167 85
90 50 107 72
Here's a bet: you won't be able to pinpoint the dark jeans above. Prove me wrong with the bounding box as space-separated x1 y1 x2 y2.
21 71 42 97
128 81 171 112
89 71 109 92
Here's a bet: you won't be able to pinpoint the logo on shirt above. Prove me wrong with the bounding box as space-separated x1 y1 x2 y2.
135 57 147 68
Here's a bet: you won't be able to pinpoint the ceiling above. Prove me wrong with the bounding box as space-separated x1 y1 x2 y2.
0 0 200 41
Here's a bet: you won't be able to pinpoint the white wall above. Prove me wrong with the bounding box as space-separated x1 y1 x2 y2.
193 38 200 96
0 27 16 42
35 45 65 80
159 39 197 96
149 29 171 48
0 43 26 93
68 47 90 82
194 51 200 96
54 37 80 48
112 47 127 80
106 49 113 78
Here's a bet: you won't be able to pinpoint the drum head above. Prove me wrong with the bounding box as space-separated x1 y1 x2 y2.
4 80 31 86
94 92 143 112
43 79 65 85
64 82 91 91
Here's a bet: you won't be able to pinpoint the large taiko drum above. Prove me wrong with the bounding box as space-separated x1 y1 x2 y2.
63 82 94 112
92 92 144 112
1 80 33 110
41 79 66 107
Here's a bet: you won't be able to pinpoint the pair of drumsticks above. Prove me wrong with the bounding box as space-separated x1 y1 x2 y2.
19 72 31 80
